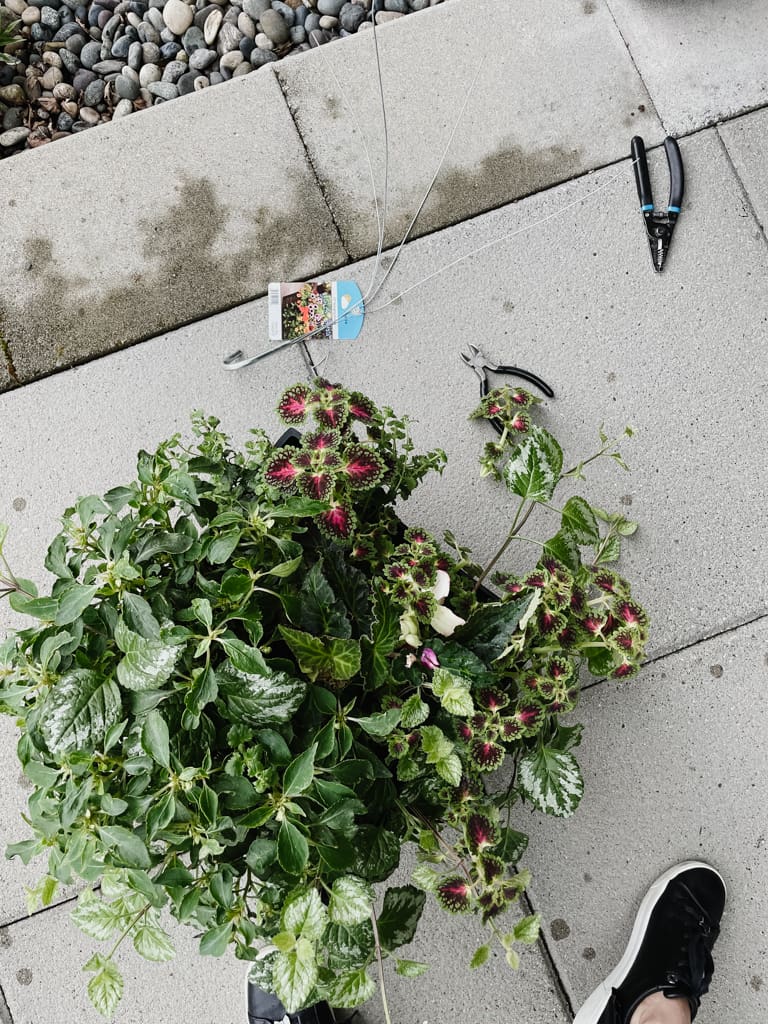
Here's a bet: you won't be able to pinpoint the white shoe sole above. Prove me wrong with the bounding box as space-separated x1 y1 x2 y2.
573 860 726 1024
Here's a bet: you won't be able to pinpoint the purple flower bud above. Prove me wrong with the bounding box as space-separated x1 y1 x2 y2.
420 647 440 670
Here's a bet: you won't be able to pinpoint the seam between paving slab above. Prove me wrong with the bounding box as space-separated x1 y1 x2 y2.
714 124 768 243
581 609 768 696
273 68 353 266
520 891 576 1021
0 983 12 1024
602 0 665 134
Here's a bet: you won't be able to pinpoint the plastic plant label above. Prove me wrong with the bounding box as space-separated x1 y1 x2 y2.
268 281 365 343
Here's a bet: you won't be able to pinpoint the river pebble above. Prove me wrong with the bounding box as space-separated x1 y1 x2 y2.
0 0 451 157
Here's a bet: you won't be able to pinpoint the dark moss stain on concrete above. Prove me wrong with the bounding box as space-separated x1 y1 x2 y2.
0 171 342 391
550 918 571 941
377 139 583 254
751 975 763 992
582 0 597 13
325 95 341 120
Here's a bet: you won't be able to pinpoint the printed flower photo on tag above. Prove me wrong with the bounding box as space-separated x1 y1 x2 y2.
269 281 365 342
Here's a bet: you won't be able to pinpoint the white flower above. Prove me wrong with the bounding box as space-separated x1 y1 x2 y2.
429 570 466 637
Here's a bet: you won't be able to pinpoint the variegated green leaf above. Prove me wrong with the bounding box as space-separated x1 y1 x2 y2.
518 745 584 817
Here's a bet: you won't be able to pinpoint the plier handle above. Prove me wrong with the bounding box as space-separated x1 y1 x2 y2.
631 135 684 273
460 343 554 435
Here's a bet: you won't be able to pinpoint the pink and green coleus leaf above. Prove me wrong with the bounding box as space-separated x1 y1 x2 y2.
277 384 313 424
311 381 350 430
316 503 356 541
298 470 335 502
265 453 302 491
348 392 378 424
466 814 497 852
302 429 341 452
436 877 472 913
340 444 385 490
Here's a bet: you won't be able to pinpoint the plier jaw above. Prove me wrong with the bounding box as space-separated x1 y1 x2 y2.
460 343 554 436
641 211 677 273
631 135 684 274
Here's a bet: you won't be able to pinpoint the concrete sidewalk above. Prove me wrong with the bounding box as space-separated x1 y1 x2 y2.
2 0 768 1021
4 0 768 390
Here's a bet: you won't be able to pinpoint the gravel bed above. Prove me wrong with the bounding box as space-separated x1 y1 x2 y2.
0 0 448 158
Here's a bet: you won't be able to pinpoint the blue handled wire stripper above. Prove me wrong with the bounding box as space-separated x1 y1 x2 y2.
631 135 685 273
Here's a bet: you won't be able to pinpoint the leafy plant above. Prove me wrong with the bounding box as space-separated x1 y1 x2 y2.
0 379 647 1020
0 13 23 64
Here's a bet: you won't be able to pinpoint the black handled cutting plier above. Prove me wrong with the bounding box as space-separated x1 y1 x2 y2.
460 343 554 435
631 135 685 273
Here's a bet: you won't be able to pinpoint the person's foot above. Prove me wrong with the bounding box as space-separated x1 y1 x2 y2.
573 861 726 1024
245 974 336 1024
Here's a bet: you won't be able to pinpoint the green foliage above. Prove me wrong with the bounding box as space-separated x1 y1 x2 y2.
0 381 648 1016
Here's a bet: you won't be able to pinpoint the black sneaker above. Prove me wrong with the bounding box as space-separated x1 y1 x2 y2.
245 973 336 1024
574 860 726 1024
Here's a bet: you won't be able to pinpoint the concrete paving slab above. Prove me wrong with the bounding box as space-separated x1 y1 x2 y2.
277 0 662 259
519 619 768 1023
303 126 768 660
718 110 768 235
605 0 768 136
0 66 347 392
0 900 249 1024
360 847 569 1024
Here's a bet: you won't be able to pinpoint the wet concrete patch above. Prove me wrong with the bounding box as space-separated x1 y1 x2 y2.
278 0 661 258
0 171 342 389
0 66 347 391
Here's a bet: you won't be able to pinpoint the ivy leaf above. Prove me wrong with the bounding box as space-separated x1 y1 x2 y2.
40 669 122 758
114 619 180 692
279 626 361 683
329 876 374 926
324 968 376 1008
394 959 430 978
518 745 584 818
273 938 317 1014
219 663 306 724
283 743 318 798
561 496 600 545
83 954 124 1019
282 889 328 942
376 886 426 954
505 425 563 502
133 918 175 961
277 820 309 875
141 709 170 768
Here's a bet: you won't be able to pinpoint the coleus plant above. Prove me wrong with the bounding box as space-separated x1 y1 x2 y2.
0 379 647 1020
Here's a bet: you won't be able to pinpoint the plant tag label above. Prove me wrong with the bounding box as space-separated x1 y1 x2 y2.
268 280 365 342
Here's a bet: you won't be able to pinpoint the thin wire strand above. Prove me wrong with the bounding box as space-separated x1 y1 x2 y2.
365 61 484 305
367 162 636 313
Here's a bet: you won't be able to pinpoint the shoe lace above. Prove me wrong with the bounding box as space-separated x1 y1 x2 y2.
663 885 720 1014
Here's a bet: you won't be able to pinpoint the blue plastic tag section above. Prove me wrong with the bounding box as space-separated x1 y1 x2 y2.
268 281 365 342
